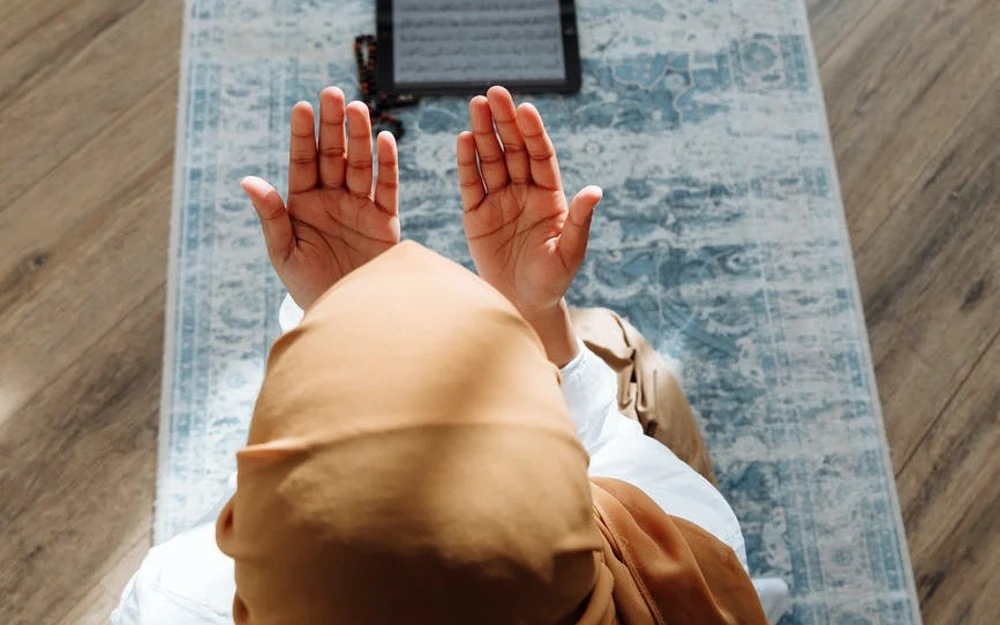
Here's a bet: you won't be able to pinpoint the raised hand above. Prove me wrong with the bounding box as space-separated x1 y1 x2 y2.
456 86 602 322
242 87 400 309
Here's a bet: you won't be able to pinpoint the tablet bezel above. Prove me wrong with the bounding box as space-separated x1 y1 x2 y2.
375 0 582 95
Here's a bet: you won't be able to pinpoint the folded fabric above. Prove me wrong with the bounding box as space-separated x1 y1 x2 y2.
572 307 789 623
570 307 717 484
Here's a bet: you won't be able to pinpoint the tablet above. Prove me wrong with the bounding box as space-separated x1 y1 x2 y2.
376 0 582 96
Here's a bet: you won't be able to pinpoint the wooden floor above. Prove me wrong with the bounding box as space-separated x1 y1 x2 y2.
0 0 996 623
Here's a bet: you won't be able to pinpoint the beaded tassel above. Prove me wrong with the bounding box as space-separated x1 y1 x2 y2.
354 35 418 140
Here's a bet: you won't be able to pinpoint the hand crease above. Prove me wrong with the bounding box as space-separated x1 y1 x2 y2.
467 219 514 241
529 152 555 162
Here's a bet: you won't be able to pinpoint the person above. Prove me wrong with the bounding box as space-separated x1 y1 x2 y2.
112 86 787 624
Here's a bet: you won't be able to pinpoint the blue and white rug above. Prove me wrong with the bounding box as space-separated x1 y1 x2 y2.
159 1 922 623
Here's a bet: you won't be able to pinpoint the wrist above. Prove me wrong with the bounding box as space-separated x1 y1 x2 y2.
521 299 579 368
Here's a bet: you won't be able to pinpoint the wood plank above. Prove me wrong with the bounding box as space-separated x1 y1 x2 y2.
0 0 183 623
0 76 176 429
896 329 1000 625
804 0 878 67
54 582 120 625
0 0 73 47
0 47 173 623
0 0 181 212
100 531 152 599
0 56 172 617
854 75 1000 472
820 0 1000 249
0 0 66 49
0 288 162 625
829 5 1000 624
0 0 145 108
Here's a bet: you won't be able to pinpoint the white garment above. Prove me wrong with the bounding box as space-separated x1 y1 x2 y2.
112 295 786 625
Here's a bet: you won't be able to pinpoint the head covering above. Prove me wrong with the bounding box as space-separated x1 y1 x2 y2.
217 241 767 625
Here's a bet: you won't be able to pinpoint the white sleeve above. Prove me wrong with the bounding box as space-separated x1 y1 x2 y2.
279 293 305 333
560 340 748 568
110 524 235 625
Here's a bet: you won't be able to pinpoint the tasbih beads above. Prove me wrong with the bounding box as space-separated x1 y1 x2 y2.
353 35 419 140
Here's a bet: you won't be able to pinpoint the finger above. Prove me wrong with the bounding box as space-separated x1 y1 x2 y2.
241 176 294 264
515 102 562 191
318 86 347 189
373 131 399 215
345 101 374 197
468 95 509 191
486 86 529 184
456 131 486 211
288 101 318 194
558 185 602 272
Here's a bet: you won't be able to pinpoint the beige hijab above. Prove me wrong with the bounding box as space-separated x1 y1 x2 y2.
216 241 767 625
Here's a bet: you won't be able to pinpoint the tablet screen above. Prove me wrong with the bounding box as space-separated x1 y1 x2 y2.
393 0 565 85
378 0 580 94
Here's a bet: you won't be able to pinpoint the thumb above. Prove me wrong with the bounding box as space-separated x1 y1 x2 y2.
241 176 294 264
558 185 601 272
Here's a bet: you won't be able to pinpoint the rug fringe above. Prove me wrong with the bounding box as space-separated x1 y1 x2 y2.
155 0 196 546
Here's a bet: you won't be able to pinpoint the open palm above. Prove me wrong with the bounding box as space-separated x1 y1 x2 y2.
242 87 400 309
457 86 602 318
